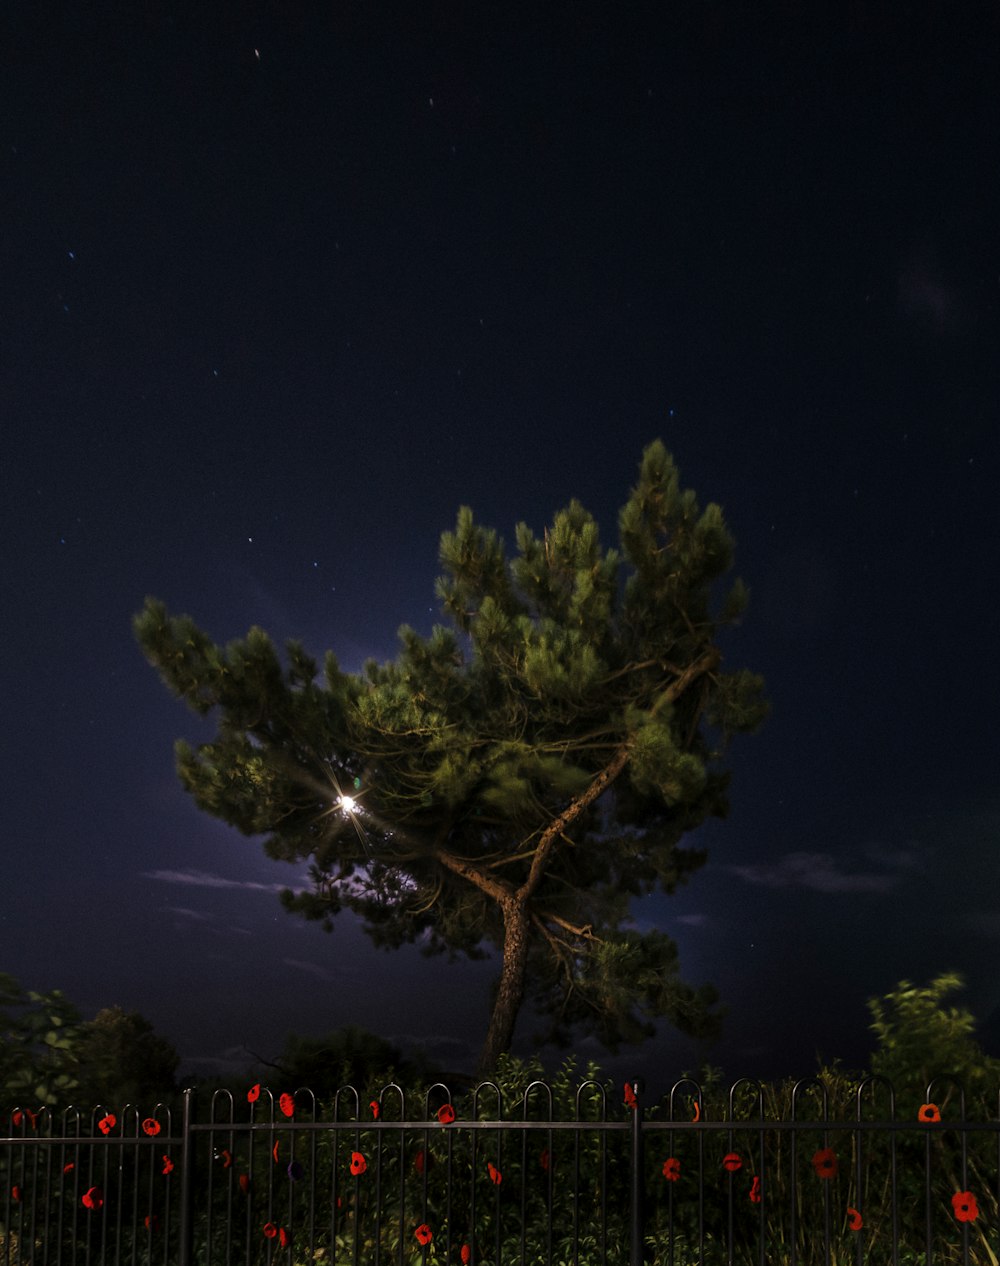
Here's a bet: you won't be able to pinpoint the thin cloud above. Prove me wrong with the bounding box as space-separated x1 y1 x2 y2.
729 851 899 894
163 906 254 938
677 913 709 927
144 868 288 894
180 1046 257 1079
283 958 338 982
862 843 926 872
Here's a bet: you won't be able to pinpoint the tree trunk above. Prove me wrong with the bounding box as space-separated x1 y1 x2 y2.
476 898 531 1077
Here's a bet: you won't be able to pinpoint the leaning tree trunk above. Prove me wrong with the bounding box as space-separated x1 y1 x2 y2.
468 649 722 1076
476 898 531 1077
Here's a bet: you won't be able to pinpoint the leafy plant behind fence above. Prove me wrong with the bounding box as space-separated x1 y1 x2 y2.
3 1055 1000 1265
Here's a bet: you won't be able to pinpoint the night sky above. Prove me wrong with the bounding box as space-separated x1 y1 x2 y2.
3 1 999 1097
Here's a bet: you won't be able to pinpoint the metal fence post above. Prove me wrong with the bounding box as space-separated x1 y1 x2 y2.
630 1082 644 1266
178 1087 195 1266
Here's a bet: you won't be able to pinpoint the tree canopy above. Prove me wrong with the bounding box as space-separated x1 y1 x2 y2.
1 974 180 1109
135 441 766 1071
868 973 1000 1106
73 1007 180 1107
252 1025 441 1101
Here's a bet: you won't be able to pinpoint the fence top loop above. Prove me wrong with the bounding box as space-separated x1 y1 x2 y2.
247 1083 275 1119
924 1074 967 1118
423 1080 452 1120
59 1104 85 1133
790 1077 830 1120
333 1082 361 1118
521 1079 554 1118
291 1086 318 1119
667 1076 703 1121
574 1078 609 1120
727 1078 765 1121
472 1080 503 1120
854 1073 896 1119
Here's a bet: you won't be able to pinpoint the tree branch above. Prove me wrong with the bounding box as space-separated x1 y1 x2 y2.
434 847 516 905
518 646 722 902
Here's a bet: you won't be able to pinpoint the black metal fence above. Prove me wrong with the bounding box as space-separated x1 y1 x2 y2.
3 1075 999 1264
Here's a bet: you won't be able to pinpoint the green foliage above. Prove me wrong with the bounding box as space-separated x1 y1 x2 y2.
135 441 766 1067
5 1030 1000 1266
73 1006 180 1108
258 1025 441 1104
0 972 81 1105
0 975 180 1112
867 973 1000 1109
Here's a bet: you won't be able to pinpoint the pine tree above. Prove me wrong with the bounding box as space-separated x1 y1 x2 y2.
135 441 766 1073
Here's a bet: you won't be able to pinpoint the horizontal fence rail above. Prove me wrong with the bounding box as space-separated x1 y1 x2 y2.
3 1076 999 1264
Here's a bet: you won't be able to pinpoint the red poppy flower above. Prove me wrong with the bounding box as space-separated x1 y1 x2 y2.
279 1227 291 1248
370 1100 380 1120
722 1153 742 1173
350 1152 367 1177
918 1103 941 1123
12 1109 39 1130
414 1149 432 1175
437 1102 456 1125
247 1084 261 1103
161 1155 174 1176
662 1157 681 1182
11 1111 23 1128
487 1162 502 1185
749 1176 761 1204
691 1101 701 1123
82 1186 103 1210
98 1113 117 1136
952 1191 979 1223
623 1084 637 1110
11 1185 23 1203
63 1163 75 1174
142 1118 161 1136
263 1222 278 1239
144 1214 159 1231
812 1148 837 1179
239 1173 251 1195
414 1224 433 1246
460 1245 471 1265
278 1093 295 1119
219 1149 232 1169
272 1141 280 1163
847 1207 863 1231
540 1148 550 1172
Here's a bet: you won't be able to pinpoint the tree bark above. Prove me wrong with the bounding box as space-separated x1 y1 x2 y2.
476 897 531 1076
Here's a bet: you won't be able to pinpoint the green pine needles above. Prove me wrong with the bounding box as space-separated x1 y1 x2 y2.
134 441 767 1073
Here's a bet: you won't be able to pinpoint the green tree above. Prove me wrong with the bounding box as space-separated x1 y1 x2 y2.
0 972 81 1106
868 972 1000 1107
73 1006 180 1107
135 441 766 1073
253 1025 440 1101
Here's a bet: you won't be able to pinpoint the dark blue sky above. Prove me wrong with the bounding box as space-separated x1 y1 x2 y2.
2 0 999 1095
